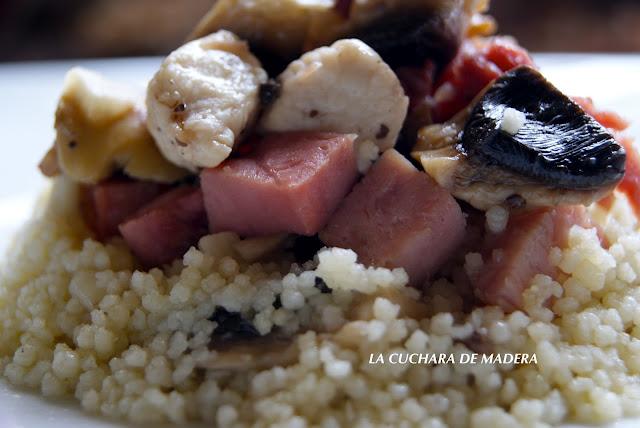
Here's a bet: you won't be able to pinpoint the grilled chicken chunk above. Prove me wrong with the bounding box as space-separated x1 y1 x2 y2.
260 39 408 152
51 68 187 184
146 30 267 172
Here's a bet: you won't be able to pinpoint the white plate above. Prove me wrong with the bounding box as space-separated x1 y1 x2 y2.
1 55 639 427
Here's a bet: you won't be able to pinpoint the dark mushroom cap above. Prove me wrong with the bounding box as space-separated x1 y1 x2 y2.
352 7 463 68
460 66 626 190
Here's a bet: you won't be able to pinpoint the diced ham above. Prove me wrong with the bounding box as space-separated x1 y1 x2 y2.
81 177 168 240
119 186 208 268
474 205 595 311
552 205 597 247
201 132 358 237
320 149 466 286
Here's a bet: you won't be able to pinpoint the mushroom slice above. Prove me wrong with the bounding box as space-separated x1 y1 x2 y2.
342 0 466 68
259 39 409 151
232 234 289 263
190 0 485 72
146 30 267 172
202 334 299 371
412 66 626 210
51 67 187 184
190 0 334 72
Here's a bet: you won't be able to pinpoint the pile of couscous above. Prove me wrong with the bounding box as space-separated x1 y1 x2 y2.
2 174 640 427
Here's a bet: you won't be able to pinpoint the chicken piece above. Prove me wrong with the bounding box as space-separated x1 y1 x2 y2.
473 205 595 311
80 177 168 241
260 39 408 152
51 68 187 184
38 147 60 177
119 186 208 268
320 149 466 286
201 132 358 237
146 30 267 172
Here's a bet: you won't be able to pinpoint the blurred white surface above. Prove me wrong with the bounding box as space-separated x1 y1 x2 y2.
0 55 639 427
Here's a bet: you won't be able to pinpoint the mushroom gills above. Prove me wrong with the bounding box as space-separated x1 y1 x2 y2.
201 307 298 371
413 66 626 210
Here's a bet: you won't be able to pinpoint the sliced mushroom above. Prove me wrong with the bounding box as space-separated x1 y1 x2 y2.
346 2 464 67
259 39 409 151
190 0 335 73
49 67 188 184
232 234 289 263
412 66 626 210
209 307 262 341
190 0 486 72
202 333 299 371
146 30 267 172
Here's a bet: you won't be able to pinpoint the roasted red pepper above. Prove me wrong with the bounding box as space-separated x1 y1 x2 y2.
574 96 639 216
432 37 534 123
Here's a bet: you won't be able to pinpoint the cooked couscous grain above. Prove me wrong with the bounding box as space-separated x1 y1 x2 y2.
3 178 640 426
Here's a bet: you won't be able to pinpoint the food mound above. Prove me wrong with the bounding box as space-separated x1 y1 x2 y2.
2 1 640 426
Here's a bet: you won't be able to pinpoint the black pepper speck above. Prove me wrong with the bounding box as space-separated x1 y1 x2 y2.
315 277 331 294
376 124 389 140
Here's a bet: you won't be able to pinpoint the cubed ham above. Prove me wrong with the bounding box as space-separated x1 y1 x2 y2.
320 149 466 286
474 205 595 311
552 205 596 248
201 132 358 236
119 186 208 268
81 177 168 240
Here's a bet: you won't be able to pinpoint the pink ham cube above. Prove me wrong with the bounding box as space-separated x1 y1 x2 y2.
320 149 466 286
119 186 208 268
474 205 596 311
201 132 358 236
81 177 167 241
